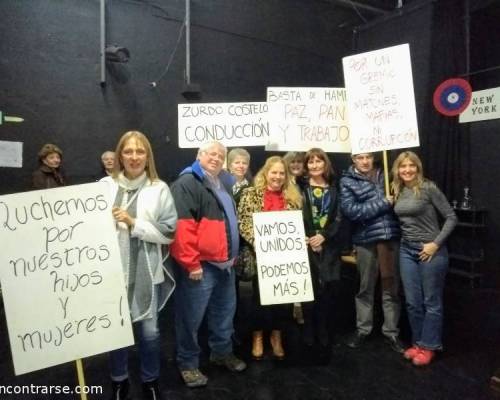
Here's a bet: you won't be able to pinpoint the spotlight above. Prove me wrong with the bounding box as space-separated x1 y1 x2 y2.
105 45 130 63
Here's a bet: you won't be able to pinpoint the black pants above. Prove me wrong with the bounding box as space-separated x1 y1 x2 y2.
301 251 339 344
251 277 291 331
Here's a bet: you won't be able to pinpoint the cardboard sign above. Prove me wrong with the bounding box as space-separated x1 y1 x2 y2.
342 43 419 154
253 210 313 305
266 87 351 152
0 183 134 375
459 87 500 123
0 140 23 168
178 102 269 148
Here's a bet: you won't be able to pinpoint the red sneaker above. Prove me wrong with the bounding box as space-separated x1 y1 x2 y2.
412 349 435 366
403 345 420 360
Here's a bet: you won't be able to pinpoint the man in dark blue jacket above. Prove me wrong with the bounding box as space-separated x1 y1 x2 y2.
340 152 404 353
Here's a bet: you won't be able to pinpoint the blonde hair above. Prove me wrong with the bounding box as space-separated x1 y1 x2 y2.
113 131 159 181
391 151 425 199
254 156 302 208
283 151 305 175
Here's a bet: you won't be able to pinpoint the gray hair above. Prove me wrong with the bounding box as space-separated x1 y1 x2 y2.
227 148 250 166
197 141 227 158
101 150 115 159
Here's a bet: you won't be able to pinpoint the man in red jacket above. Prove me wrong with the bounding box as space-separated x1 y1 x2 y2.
170 141 246 388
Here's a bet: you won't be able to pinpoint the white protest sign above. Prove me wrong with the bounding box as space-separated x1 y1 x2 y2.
0 183 134 375
266 87 351 153
0 140 23 168
342 43 419 154
178 102 269 148
459 87 500 123
253 210 313 305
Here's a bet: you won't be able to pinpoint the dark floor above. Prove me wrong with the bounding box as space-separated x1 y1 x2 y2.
1 266 500 400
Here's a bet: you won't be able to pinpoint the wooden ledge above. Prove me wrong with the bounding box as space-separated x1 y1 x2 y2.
341 254 357 265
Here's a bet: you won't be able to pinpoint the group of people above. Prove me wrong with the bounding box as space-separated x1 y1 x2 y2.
30 135 457 400
341 152 457 369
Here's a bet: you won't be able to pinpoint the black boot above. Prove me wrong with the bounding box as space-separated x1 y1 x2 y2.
110 379 129 400
302 321 314 347
318 321 330 347
345 331 368 348
142 379 162 400
385 335 405 353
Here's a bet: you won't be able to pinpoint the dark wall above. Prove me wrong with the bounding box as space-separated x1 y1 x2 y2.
0 0 351 190
469 5 500 284
354 0 500 284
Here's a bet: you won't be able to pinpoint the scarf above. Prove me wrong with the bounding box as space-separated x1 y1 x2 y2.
114 172 149 317
233 178 249 195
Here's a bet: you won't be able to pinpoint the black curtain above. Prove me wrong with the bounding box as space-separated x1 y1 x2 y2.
420 0 470 200
353 0 470 200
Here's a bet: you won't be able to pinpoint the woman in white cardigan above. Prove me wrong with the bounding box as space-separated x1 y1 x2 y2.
101 130 177 400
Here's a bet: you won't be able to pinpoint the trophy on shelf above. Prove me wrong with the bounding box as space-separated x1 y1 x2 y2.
460 186 472 210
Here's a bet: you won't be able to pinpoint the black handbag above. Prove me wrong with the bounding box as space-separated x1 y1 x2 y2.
234 242 257 281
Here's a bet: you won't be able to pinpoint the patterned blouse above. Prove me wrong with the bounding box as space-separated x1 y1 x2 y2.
307 185 331 231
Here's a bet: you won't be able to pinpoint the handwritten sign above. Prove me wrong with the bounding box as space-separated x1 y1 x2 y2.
178 102 269 148
342 43 419 154
0 183 134 375
266 87 351 153
253 210 313 305
459 87 500 123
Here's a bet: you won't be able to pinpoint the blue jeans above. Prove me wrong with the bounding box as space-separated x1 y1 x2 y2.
399 240 448 350
109 285 160 383
174 262 236 369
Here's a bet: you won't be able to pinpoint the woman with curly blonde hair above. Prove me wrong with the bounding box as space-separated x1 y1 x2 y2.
238 156 301 360
252 156 302 207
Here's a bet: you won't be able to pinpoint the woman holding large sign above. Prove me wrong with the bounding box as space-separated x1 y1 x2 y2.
391 151 457 367
102 131 177 399
238 156 302 360
299 148 342 348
